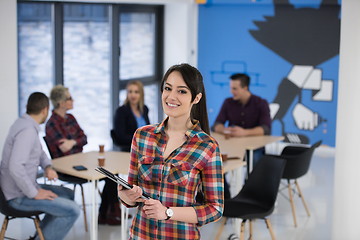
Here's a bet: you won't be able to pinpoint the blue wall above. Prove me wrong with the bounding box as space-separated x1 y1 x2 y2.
199 0 340 146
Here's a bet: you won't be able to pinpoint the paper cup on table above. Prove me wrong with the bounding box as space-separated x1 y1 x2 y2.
98 156 105 166
221 153 228 162
224 133 231 139
99 144 105 153
223 129 231 139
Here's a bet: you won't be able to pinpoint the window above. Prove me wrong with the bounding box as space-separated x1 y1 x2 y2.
118 7 163 124
17 2 163 151
63 4 111 150
119 12 155 80
18 3 53 116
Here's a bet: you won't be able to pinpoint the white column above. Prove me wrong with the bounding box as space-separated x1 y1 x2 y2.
333 0 360 239
0 0 18 156
164 1 198 69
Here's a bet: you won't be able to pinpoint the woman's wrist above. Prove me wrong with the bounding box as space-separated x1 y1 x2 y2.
118 191 138 207
119 197 138 207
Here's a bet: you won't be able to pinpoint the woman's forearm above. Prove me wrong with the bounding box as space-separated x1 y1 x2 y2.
168 206 198 223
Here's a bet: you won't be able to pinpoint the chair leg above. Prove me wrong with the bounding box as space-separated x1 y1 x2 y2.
95 181 102 196
34 216 45 240
295 180 311 217
79 184 88 232
215 217 227 240
264 218 276 240
0 216 9 239
287 180 297 227
240 219 246 240
249 220 253 240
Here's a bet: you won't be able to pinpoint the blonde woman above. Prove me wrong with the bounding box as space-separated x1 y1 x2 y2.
113 80 150 152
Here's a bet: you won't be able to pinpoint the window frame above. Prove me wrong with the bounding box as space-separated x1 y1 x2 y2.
18 0 164 124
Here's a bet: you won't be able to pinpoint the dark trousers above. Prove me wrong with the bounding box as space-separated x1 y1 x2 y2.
99 178 119 216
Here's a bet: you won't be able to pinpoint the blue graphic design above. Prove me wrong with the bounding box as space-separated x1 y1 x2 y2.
199 0 340 146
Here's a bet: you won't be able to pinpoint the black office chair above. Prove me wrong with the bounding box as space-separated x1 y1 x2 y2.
215 155 286 240
272 140 322 227
0 186 45 240
42 136 89 232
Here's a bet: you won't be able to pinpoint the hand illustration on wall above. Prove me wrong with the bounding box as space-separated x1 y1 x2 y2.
269 65 333 143
249 0 340 144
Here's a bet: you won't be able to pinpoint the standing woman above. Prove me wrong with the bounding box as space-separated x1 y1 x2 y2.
118 63 224 239
113 80 150 152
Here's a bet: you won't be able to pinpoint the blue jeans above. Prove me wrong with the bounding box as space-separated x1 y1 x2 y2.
250 147 266 168
8 184 80 240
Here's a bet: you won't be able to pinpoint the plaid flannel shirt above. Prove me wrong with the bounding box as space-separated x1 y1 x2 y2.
126 118 224 240
45 111 87 158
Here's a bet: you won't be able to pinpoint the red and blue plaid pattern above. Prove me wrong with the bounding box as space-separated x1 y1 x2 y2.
45 111 87 158
126 118 224 239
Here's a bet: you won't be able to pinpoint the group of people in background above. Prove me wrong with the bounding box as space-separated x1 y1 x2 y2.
0 63 270 239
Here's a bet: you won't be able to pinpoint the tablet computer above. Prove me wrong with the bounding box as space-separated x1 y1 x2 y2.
95 166 150 200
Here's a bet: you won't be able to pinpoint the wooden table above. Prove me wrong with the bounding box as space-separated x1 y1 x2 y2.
211 133 284 173
52 151 130 240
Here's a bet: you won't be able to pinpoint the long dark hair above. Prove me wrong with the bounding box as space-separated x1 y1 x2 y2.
160 63 210 134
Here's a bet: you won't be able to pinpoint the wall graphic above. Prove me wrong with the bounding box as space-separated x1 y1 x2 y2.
199 0 341 146
250 0 340 144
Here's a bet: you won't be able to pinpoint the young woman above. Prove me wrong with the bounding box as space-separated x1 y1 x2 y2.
118 64 224 239
113 80 150 152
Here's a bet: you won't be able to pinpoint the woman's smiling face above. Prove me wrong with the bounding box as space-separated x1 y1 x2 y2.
162 71 194 119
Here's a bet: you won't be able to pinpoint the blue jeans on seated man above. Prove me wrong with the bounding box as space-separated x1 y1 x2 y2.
8 184 80 240
250 147 266 168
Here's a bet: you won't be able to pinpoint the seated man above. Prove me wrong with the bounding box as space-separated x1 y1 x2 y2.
213 73 271 137
0 92 80 240
212 73 271 198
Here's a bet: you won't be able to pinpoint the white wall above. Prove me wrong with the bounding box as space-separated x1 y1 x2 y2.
164 2 198 69
0 0 198 155
0 0 18 156
332 0 360 239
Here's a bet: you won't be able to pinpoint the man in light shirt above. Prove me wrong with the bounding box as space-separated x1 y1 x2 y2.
0 92 80 240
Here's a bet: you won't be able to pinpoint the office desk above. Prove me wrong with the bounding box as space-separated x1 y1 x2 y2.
223 158 246 173
211 133 246 162
212 133 284 173
52 151 130 240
